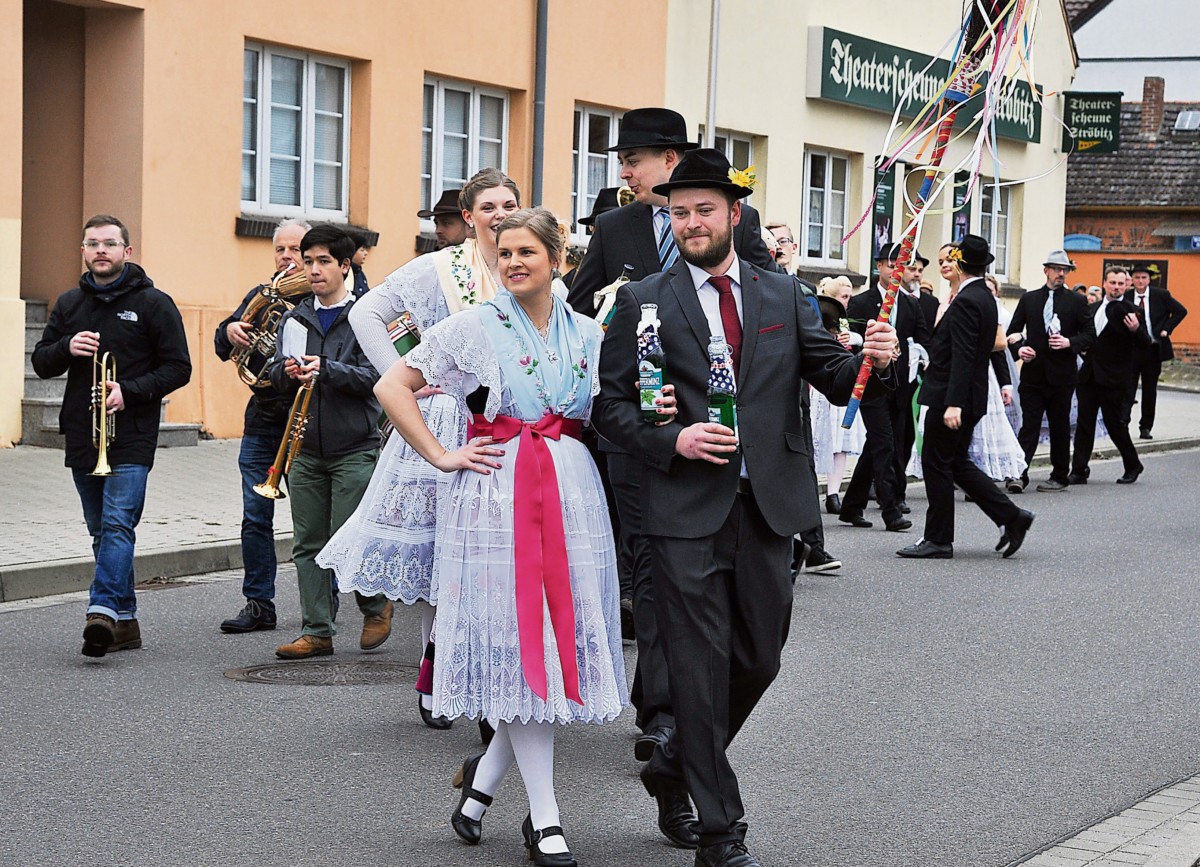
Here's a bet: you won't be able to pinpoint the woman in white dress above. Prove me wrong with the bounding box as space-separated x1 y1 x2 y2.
809 276 866 512
316 168 519 729
376 208 674 866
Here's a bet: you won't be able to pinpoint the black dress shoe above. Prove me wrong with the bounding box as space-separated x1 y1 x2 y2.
838 512 873 528
1066 472 1088 485
450 753 492 845
1117 465 1143 484
896 540 953 559
1036 478 1068 492
635 725 671 762
1140 428 1153 440
419 697 453 730
825 493 842 514
640 764 700 849
995 508 1035 558
219 600 277 633
521 814 578 866
695 839 762 867
898 500 911 514
885 516 913 532
620 596 635 641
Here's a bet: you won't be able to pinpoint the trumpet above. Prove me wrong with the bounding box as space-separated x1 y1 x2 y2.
617 185 636 207
231 263 312 388
91 351 117 477
253 376 315 499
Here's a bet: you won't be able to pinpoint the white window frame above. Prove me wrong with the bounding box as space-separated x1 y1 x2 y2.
242 43 351 221
571 106 623 243
421 77 510 232
801 149 850 266
979 183 1012 278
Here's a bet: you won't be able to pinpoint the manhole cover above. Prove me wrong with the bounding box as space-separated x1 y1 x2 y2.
224 660 418 686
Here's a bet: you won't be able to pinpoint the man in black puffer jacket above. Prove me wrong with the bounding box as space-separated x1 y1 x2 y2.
32 214 192 658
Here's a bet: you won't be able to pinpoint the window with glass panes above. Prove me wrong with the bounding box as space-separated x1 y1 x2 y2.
421 79 508 215
980 184 1010 276
242 45 350 217
571 107 622 236
803 150 849 264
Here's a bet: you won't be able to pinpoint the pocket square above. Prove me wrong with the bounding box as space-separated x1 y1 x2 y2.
758 324 785 334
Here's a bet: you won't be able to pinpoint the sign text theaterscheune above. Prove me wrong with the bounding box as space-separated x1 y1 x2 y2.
807 27 1043 144
1062 92 1122 154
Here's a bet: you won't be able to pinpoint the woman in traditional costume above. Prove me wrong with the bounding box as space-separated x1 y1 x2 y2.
316 168 519 729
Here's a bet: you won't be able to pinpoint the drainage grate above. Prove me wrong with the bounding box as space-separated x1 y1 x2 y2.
224 660 418 686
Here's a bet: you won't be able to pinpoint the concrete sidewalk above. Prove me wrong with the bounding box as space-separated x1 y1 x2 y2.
2 388 1198 602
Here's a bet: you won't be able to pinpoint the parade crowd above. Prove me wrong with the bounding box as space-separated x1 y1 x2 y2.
32 106 1187 867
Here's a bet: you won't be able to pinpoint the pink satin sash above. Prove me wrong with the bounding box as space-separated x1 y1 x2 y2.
467 413 584 705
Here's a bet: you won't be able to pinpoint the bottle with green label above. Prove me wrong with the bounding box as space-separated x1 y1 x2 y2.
706 335 739 452
637 303 666 424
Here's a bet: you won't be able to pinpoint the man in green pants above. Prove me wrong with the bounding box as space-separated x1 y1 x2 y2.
269 224 392 658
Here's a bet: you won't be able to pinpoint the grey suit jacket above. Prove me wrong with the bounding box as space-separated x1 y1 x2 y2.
593 259 894 539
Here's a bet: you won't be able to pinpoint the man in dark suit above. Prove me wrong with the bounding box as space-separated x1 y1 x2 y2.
839 244 930 530
899 248 941 333
898 236 1033 560
565 108 779 777
1072 266 1152 484
1006 250 1095 491
595 149 899 867
1124 263 1188 439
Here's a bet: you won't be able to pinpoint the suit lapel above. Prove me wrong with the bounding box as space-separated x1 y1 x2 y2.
632 204 661 275
668 263 712 355
737 264 764 378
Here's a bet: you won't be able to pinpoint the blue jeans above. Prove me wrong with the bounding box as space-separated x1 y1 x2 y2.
239 433 279 611
72 464 150 622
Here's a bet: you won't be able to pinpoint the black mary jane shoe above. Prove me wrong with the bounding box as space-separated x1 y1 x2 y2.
824 493 842 515
479 718 495 745
450 753 492 845
521 814 578 866
419 696 453 730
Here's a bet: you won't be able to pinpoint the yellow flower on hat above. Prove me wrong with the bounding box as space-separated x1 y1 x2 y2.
728 165 757 190
948 247 964 262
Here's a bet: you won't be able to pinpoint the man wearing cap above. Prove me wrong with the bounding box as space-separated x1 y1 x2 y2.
1123 263 1187 439
565 108 777 781
897 235 1033 559
418 188 470 249
595 148 899 867
839 243 930 528
1006 250 1095 492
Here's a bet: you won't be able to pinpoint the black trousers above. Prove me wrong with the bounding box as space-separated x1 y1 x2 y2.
607 452 673 734
1074 380 1142 475
892 390 917 502
1128 349 1162 433
841 400 902 521
647 493 793 846
1017 383 1074 483
921 408 1021 545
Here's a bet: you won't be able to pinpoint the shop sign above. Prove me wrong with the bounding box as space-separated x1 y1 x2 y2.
1061 92 1122 153
807 26 1042 143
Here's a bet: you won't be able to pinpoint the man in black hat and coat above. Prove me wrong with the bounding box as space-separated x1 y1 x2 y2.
1123 262 1187 439
897 236 1033 560
417 188 469 249
595 148 899 867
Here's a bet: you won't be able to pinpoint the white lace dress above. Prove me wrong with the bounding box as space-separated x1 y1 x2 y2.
317 254 462 604
809 384 865 475
967 363 1029 481
407 309 627 725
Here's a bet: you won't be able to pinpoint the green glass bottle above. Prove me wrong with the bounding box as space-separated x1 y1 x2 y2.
638 303 666 424
706 335 739 452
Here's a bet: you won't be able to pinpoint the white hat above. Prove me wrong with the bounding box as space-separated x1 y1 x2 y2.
1043 250 1076 270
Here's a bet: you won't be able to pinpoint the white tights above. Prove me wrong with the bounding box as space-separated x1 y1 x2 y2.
827 451 848 496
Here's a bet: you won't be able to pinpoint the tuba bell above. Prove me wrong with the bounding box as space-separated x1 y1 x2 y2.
90 351 117 477
231 263 312 388
617 185 636 207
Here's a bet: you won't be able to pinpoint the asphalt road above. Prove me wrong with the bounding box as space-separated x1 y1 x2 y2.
1 449 1199 867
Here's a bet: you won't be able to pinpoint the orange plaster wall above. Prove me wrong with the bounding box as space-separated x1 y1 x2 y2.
1069 251 1200 347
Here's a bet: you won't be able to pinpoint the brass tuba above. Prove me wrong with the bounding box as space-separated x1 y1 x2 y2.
253 376 315 499
617 185 636 207
90 351 117 476
231 263 312 388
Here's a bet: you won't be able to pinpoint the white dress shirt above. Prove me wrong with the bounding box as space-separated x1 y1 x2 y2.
685 256 744 340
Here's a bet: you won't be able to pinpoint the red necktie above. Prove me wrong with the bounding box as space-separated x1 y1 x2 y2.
709 275 742 375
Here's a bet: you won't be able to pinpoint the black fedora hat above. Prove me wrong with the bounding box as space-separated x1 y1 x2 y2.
954 234 995 271
877 242 929 267
1129 262 1156 276
579 187 623 227
607 108 699 153
651 148 753 199
417 188 464 219
816 295 847 332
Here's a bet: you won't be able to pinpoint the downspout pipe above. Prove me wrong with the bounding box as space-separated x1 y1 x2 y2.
532 0 549 205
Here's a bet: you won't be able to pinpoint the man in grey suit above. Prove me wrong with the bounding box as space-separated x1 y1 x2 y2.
595 149 898 867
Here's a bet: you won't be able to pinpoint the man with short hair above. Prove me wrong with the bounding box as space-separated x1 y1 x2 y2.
32 215 192 657
765 222 798 274
418 188 470 249
899 248 940 330
1071 266 1150 484
215 218 310 633
269 225 392 659
596 148 898 867
1124 263 1187 439
1006 251 1095 491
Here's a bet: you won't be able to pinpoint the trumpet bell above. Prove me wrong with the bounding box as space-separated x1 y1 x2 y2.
252 481 286 499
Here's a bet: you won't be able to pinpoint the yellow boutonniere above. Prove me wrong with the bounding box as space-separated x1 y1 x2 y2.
727 165 757 190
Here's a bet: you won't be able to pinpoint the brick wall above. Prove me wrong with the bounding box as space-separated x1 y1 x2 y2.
1065 213 1174 252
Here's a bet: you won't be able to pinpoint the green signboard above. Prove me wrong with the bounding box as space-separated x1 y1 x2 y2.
806 27 1042 144
1062 92 1122 153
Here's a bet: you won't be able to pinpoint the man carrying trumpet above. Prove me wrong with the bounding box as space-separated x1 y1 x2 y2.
32 215 192 658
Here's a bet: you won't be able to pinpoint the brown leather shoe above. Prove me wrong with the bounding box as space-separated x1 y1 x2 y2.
111 619 142 651
360 600 394 650
275 634 333 659
82 613 116 658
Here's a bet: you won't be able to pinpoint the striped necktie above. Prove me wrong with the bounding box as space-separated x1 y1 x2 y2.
656 208 679 271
